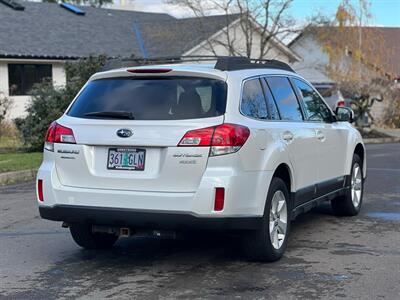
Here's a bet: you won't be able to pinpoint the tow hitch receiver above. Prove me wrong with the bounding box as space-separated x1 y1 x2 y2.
91 225 130 236
91 225 178 239
120 227 131 237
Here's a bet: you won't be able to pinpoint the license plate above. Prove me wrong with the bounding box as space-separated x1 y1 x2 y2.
107 148 146 171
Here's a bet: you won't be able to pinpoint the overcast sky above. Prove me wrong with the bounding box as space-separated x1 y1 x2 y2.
121 0 400 27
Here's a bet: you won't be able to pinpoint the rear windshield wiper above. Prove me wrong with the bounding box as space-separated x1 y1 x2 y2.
84 111 135 120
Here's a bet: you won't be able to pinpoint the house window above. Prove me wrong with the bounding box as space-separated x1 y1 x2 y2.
8 64 52 96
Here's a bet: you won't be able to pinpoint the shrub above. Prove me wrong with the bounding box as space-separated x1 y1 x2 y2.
338 78 400 128
15 82 70 150
15 55 106 151
384 82 400 128
0 91 13 137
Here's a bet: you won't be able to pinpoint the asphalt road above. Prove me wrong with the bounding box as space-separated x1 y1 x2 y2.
1 143 399 300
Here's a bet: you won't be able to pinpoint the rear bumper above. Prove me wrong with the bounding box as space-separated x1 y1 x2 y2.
37 156 272 218
39 205 263 230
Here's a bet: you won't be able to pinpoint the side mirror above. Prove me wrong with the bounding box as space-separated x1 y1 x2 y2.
335 106 354 123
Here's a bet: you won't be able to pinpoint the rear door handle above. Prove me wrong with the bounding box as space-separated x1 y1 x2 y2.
316 130 325 141
282 131 294 142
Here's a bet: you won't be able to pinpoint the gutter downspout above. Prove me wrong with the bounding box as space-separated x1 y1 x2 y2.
133 22 148 59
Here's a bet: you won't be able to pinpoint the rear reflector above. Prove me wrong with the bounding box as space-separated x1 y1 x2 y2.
178 123 250 156
214 188 225 211
37 179 44 202
127 68 172 74
44 122 76 151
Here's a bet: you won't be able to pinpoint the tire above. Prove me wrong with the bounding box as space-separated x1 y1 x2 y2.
69 223 118 249
331 154 364 216
243 177 291 262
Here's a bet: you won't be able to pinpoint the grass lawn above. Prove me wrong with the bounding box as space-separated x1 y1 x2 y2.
0 152 43 173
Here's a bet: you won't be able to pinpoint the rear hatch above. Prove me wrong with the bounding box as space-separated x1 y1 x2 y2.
54 73 227 192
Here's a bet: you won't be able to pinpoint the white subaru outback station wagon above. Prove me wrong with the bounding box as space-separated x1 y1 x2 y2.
37 57 366 261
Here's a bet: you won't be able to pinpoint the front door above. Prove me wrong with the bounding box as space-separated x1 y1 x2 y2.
291 78 348 197
313 122 349 196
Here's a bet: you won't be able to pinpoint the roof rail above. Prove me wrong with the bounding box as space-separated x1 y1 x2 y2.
214 57 295 72
0 0 25 10
101 56 295 73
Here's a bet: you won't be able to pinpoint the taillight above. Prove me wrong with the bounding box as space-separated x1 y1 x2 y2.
37 179 44 202
178 123 250 156
337 100 345 107
44 122 76 151
210 124 250 156
178 126 214 146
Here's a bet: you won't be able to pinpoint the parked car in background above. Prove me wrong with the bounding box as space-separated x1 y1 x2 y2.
36 57 366 262
314 83 347 110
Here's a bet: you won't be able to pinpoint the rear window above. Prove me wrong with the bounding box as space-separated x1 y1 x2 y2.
67 76 227 120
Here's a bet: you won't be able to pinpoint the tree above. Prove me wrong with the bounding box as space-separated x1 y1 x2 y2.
42 0 113 8
15 56 106 151
316 0 394 127
168 0 306 60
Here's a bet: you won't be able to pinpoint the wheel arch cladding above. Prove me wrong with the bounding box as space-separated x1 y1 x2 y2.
354 143 366 178
272 163 292 193
354 143 364 163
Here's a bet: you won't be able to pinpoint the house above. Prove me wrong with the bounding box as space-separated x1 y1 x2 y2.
289 27 400 123
0 1 299 119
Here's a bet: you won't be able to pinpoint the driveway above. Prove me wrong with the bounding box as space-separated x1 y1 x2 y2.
0 143 399 299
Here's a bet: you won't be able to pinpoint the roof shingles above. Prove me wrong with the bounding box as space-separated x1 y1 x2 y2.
0 1 173 59
0 1 239 59
137 14 240 57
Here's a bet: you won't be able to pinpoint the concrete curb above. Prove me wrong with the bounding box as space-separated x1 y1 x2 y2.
363 137 400 144
0 169 37 185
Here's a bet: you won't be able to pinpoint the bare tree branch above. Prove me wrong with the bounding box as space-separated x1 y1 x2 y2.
168 0 310 60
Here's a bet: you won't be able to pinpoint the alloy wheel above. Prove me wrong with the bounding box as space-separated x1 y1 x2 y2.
269 190 288 250
351 162 362 208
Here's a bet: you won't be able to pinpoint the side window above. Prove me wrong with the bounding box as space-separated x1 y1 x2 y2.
241 78 268 119
261 78 280 120
266 77 303 121
292 79 332 122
